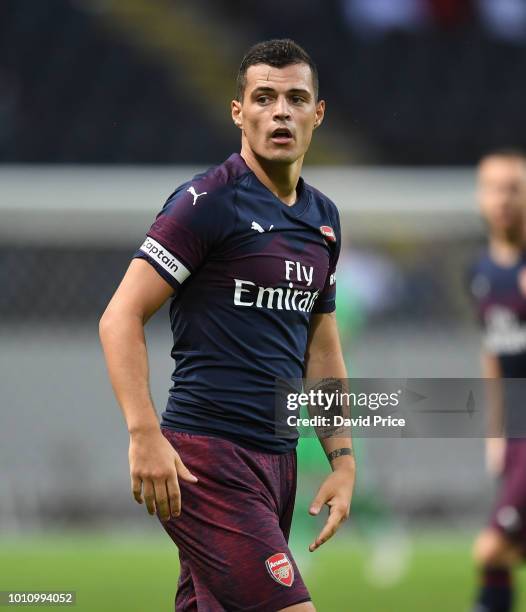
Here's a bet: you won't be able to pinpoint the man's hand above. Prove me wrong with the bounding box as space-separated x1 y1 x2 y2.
308 464 355 552
486 437 506 477
129 428 198 521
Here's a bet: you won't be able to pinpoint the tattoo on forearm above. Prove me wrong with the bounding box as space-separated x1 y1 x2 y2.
305 377 351 438
327 447 353 463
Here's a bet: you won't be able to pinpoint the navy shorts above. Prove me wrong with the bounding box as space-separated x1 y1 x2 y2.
159 429 311 611
489 439 526 552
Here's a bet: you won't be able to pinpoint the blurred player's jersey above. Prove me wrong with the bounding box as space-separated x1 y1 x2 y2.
467 250 526 377
134 153 340 452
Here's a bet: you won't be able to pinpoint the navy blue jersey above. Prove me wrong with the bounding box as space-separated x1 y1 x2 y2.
134 153 340 452
467 250 526 377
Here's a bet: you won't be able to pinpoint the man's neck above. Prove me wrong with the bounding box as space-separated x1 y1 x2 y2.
240 146 303 206
489 232 524 266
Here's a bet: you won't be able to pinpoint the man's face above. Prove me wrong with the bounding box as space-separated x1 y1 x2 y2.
232 62 324 164
477 156 526 236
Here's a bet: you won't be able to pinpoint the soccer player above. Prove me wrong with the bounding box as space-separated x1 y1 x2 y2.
467 150 526 612
99 39 355 611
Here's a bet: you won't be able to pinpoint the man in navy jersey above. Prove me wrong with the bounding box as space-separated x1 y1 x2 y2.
467 150 526 612
99 39 355 611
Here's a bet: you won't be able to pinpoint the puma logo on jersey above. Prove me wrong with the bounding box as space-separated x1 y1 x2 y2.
187 186 207 206
251 221 274 233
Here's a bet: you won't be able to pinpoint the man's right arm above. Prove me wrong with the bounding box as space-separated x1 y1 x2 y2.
482 350 506 476
99 258 197 521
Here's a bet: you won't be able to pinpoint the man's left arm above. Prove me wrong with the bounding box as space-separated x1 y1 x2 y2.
304 311 355 552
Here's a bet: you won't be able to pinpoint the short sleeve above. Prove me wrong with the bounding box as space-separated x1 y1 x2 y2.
133 180 235 289
312 207 341 314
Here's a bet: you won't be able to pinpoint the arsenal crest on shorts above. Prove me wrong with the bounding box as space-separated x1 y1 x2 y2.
320 225 336 243
265 552 294 587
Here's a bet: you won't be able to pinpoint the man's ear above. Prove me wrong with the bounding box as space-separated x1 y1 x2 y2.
231 99 243 129
313 99 325 130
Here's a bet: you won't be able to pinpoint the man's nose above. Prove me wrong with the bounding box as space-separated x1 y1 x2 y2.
273 97 291 120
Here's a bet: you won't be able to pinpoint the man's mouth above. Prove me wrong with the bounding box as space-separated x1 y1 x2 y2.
270 128 293 144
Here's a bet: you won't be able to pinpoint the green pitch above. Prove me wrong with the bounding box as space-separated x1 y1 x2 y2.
3 530 524 611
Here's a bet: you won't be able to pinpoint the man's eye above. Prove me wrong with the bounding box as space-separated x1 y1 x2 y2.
257 96 270 104
291 96 305 104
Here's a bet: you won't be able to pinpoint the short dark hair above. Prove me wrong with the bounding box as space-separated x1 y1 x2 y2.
236 39 319 101
480 148 526 165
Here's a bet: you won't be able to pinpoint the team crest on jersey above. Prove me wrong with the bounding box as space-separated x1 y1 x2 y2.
265 552 294 587
320 225 336 243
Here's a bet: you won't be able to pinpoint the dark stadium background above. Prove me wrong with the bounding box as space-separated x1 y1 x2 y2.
2 1 526 610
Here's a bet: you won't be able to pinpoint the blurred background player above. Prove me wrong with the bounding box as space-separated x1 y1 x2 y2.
467 150 526 612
